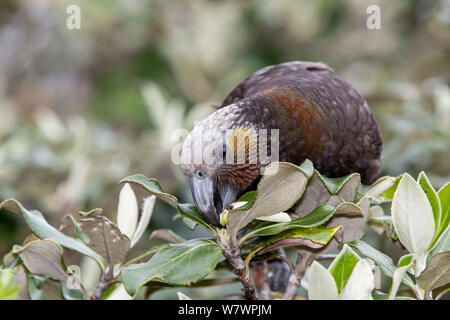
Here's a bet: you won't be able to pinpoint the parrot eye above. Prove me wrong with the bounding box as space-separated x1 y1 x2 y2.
194 169 206 179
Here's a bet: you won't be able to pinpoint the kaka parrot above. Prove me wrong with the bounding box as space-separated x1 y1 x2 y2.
180 61 382 226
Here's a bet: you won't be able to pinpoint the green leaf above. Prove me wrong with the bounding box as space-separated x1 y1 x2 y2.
387 254 414 300
238 204 336 246
182 217 197 230
120 174 178 207
14 239 69 282
308 261 339 300
255 226 341 256
418 172 441 238
432 182 450 250
317 172 360 196
430 227 450 256
66 215 90 244
61 282 85 300
149 229 185 244
121 239 222 296
0 199 106 271
391 174 435 275
177 203 215 232
417 251 450 299
328 244 361 294
339 259 374 300
348 240 415 288
378 175 402 202
227 162 309 241
0 270 21 300
298 159 315 179
364 176 399 200
233 191 257 211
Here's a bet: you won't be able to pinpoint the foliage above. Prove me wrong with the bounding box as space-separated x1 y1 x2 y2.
1 159 448 300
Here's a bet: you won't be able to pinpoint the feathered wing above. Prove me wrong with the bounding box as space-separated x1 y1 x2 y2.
221 61 382 184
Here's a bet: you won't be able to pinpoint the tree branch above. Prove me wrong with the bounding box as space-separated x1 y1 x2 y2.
216 230 256 300
91 267 116 300
282 250 312 300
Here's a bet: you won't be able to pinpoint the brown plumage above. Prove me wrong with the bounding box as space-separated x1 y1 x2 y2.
180 61 382 225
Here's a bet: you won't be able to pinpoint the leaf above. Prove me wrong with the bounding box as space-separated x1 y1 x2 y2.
177 292 192 300
256 212 291 223
121 239 222 296
308 261 339 300
339 259 374 300
149 229 185 244
378 175 402 202
177 203 215 232
117 183 139 239
417 251 450 298
0 270 21 300
431 227 450 256
293 172 331 218
318 172 360 197
226 162 309 241
120 174 214 232
325 197 369 244
298 159 315 179
387 254 414 300
65 215 90 244
348 240 415 288
328 244 361 294
432 182 450 250
418 172 441 238
120 174 178 208
238 204 336 246
391 173 435 275
0 199 106 271
76 213 131 266
79 208 103 217
364 176 399 200
61 282 85 300
182 217 197 230
131 196 156 248
14 239 69 282
256 226 341 255
368 205 386 234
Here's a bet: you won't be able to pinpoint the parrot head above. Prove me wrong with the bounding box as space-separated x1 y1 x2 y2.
180 104 265 226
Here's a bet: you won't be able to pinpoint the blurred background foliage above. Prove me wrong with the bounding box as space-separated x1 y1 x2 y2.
0 0 449 299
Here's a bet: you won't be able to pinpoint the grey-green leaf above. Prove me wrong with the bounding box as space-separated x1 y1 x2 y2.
348 240 415 288
14 240 69 282
77 214 131 266
227 162 309 241
0 199 106 271
417 251 450 298
121 239 222 296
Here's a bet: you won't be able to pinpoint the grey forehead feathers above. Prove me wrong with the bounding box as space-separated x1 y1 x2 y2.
181 103 254 166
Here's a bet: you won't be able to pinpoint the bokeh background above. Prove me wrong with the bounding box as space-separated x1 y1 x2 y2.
0 0 449 299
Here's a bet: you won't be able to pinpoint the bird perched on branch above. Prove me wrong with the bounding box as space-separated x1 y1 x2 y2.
180 61 382 226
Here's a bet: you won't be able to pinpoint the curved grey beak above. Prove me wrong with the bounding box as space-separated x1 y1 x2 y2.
189 174 239 226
